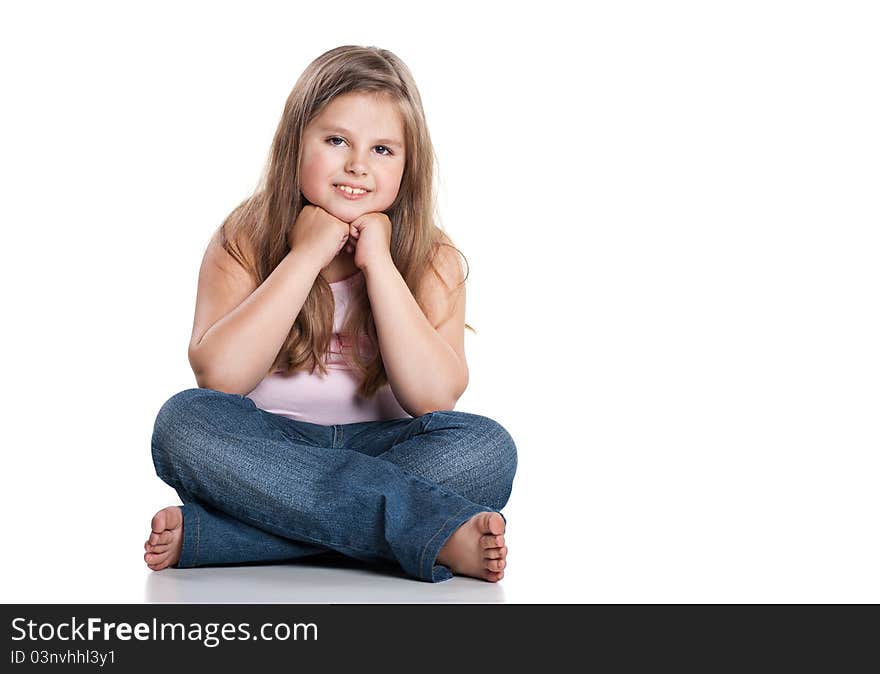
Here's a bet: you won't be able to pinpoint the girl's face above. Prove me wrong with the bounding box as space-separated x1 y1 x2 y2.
300 91 406 223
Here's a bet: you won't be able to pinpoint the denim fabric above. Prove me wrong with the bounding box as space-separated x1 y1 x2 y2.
151 388 517 582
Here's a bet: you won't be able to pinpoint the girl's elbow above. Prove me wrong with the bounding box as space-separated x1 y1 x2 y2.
413 396 459 417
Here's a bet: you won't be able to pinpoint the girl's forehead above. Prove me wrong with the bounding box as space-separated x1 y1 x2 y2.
311 92 404 133
327 90 397 110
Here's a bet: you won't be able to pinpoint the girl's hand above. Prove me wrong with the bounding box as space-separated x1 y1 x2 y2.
289 205 352 271
345 212 393 272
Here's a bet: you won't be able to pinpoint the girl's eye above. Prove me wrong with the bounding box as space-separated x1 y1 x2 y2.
327 137 393 156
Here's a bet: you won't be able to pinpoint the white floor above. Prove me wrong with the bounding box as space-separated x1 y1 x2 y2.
144 557 508 603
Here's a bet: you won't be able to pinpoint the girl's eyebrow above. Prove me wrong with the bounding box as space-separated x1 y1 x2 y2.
319 125 403 149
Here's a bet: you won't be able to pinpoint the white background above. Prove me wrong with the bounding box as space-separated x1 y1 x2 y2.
1 1 877 603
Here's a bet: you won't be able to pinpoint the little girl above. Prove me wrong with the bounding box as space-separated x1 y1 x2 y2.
143 45 517 583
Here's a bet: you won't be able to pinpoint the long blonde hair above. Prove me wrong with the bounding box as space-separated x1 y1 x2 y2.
218 45 474 399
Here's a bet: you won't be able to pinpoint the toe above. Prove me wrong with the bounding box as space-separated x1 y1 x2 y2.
150 510 168 534
475 512 505 537
484 569 504 582
487 512 505 536
148 530 174 545
150 506 183 535
145 550 172 570
481 534 504 549
485 546 508 560
487 559 506 572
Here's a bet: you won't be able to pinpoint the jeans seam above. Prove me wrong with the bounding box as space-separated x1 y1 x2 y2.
418 503 471 580
422 411 438 434
262 410 321 448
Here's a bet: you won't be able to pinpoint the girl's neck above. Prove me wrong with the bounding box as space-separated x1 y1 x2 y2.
320 251 360 284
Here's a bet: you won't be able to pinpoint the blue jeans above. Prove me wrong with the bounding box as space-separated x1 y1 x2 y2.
150 388 518 582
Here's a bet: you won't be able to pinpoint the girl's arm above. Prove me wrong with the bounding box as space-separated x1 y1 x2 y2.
188 232 323 395
363 250 469 417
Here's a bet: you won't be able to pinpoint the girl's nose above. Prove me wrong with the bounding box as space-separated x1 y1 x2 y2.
345 160 367 175
345 151 368 175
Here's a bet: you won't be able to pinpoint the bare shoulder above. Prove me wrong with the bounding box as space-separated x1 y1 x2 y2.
189 225 259 353
207 224 258 274
429 233 467 291
418 232 467 329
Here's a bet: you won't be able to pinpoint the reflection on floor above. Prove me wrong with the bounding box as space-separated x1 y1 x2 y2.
144 553 507 603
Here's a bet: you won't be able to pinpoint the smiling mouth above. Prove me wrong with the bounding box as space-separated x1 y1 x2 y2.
334 184 370 195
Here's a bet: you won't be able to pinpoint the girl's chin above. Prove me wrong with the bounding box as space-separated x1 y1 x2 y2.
301 193 382 223
326 204 368 223
300 195 356 215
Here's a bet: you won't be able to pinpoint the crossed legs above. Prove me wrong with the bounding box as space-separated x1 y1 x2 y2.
144 389 517 582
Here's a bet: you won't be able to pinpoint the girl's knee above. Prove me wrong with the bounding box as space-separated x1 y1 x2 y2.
483 417 517 501
151 388 237 469
434 411 517 467
465 414 517 508
157 387 237 416
427 411 518 499
154 388 243 436
153 389 204 445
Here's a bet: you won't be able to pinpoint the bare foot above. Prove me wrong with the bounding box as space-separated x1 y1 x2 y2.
436 511 508 582
143 506 184 571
